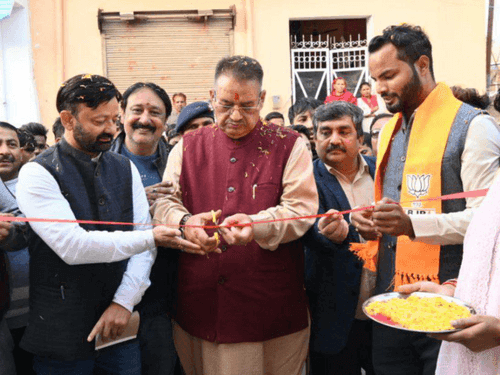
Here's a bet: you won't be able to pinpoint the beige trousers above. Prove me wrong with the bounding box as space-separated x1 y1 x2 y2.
173 321 310 375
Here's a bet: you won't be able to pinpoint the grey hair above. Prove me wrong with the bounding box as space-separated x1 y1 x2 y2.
214 55 263 88
313 101 364 137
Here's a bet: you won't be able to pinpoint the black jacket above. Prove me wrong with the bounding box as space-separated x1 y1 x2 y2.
303 156 376 355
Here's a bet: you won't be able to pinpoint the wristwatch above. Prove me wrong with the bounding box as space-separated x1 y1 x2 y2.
179 214 192 239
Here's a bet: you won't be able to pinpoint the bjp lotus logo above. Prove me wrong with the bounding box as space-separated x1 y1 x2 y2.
407 174 431 199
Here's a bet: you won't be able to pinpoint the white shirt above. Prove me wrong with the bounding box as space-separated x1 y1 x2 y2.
407 114 500 245
326 155 374 213
16 160 157 312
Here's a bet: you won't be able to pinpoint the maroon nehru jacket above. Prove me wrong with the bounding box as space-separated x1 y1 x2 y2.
176 120 309 343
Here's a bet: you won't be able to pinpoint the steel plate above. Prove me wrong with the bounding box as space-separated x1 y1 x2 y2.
362 292 476 333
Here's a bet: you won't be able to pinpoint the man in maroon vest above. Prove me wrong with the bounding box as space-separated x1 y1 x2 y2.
153 55 318 375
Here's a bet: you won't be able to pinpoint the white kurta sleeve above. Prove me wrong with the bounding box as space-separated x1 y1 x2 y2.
411 115 500 245
17 161 156 265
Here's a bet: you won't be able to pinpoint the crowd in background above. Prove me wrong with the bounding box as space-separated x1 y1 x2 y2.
2 23 500 375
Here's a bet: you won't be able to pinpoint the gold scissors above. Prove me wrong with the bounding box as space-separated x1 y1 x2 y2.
211 210 221 247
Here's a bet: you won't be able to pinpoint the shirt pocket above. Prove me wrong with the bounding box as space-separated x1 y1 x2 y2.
249 182 281 213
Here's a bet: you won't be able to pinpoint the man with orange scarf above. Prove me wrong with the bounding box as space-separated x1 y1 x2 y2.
351 24 500 375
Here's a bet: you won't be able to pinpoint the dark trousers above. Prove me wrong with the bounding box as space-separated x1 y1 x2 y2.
10 326 36 375
33 340 141 375
310 319 375 375
138 313 178 375
372 323 441 375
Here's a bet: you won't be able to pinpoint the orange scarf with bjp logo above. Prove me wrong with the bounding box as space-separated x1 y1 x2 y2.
350 83 463 288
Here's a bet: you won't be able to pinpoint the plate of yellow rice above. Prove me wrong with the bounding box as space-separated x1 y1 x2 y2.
363 292 476 333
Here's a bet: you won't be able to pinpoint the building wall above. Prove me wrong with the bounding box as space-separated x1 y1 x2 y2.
253 0 486 122
30 0 486 127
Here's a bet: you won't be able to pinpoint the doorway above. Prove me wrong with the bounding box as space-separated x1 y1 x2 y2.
289 18 368 103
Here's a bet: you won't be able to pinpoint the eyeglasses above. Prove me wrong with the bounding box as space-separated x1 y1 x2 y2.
34 143 48 151
370 130 381 139
23 143 36 153
213 93 261 115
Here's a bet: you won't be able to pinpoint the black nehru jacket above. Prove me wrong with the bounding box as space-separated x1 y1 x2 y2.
21 139 134 361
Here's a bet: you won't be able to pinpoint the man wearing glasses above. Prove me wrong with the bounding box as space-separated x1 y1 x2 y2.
153 55 318 375
18 130 37 165
19 123 49 157
369 113 392 157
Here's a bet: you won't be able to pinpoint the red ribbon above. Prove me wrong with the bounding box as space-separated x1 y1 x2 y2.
0 188 488 229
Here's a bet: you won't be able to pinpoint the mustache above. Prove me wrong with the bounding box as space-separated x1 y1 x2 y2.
0 155 15 163
381 93 398 100
326 144 346 153
132 121 156 132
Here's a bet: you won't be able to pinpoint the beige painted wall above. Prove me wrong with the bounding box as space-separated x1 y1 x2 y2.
253 0 486 123
30 0 486 129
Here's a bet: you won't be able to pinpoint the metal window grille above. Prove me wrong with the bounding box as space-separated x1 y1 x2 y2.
291 34 368 103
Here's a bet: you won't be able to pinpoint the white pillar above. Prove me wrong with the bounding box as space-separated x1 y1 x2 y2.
0 0 40 127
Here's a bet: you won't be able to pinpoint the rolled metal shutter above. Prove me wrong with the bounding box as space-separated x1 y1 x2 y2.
101 10 234 101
